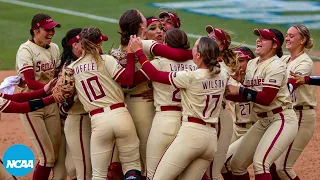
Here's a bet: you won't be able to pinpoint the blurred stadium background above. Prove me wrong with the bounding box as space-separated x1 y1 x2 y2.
0 0 319 70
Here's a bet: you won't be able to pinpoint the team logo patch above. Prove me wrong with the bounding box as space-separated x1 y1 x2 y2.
269 79 277 83
3 144 35 176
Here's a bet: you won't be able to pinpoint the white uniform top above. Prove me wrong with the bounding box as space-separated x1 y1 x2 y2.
243 55 292 113
16 40 60 92
170 68 229 123
145 57 197 111
67 100 87 115
68 54 126 112
284 53 316 107
0 94 10 113
234 81 254 123
219 60 238 122
110 40 157 95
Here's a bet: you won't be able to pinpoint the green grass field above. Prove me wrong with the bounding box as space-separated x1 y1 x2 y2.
0 0 319 70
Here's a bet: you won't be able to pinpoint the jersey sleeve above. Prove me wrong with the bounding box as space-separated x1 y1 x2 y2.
16 45 34 73
0 96 10 113
142 40 157 60
170 70 191 89
263 62 285 89
291 60 313 76
102 55 125 80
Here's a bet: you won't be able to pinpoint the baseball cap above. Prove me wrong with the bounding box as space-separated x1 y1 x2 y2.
147 17 160 27
253 29 284 49
205 25 229 49
159 11 181 28
32 18 61 30
235 49 253 60
93 34 108 44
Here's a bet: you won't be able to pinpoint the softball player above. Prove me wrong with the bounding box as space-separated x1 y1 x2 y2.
158 11 181 31
205 25 236 180
226 28 298 180
55 28 92 180
272 24 316 180
129 36 228 180
140 29 196 179
220 47 256 180
15 13 62 180
109 9 193 178
144 17 164 44
68 27 142 180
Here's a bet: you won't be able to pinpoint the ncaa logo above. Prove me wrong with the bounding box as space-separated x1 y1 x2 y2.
3 144 35 176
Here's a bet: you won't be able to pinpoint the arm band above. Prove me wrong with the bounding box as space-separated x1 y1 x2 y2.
308 76 320 86
239 86 258 102
28 98 45 112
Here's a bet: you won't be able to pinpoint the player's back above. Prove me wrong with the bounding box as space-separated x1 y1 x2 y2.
151 57 197 111
69 54 124 112
172 68 229 124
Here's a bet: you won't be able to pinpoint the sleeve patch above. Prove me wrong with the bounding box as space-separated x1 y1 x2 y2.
269 79 277 83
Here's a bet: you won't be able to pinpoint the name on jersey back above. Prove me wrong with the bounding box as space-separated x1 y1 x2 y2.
170 63 197 72
74 63 98 75
202 80 226 89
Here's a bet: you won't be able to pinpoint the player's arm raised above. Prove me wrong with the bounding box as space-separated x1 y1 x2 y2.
104 42 135 86
152 43 192 62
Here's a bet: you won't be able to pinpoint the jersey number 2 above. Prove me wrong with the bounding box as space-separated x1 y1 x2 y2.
172 88 181 102
203 94 220 118
80 76 106 102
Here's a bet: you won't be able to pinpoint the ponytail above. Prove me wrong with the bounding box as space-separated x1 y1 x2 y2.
276 48 283 58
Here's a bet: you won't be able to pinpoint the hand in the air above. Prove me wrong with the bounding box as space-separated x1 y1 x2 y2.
129 35 143 53
44 78 58 94
290 71 306 84
231 68 245 83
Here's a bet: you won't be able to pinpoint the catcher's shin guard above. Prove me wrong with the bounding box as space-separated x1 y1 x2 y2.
107 162 124 180
124 169 142 180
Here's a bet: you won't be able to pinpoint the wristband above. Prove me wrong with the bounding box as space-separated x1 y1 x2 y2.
240 87 258 101
28 98 45 112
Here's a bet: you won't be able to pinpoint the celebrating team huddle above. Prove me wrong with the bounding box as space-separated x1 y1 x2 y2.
0 7 317 180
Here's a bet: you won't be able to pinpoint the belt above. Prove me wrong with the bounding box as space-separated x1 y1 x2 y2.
160 106 182 111
89 103 125 116
294 105 314 110
187 117 215 128
235 122 254 128
257 107 283 118
129 94 142 98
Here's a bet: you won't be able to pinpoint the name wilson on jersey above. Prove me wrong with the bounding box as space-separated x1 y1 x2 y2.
170 63 197 72
202 79 226 89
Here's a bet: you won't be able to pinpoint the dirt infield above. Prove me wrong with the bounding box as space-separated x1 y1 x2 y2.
1 65 320 179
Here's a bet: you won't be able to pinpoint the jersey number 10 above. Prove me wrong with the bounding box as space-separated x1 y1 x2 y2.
80 76 106 102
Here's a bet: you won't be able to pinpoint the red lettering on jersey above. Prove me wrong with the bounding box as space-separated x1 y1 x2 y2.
35 60 55 72
245 77 264 87
35 62 41 72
